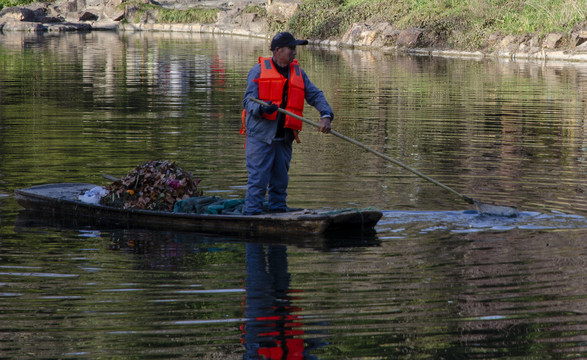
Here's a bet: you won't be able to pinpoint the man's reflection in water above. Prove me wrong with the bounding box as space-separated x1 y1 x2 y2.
242 244 318 360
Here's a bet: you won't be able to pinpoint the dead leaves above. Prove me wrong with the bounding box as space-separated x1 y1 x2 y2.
101 160 202 211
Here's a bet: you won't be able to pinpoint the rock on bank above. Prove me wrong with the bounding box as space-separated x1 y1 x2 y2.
0 0 125 32
0 0 261 32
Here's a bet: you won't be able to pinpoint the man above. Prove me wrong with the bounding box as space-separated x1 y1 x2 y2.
242 32 334 215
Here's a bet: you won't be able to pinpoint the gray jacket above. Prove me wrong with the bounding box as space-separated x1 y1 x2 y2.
242 61 334 144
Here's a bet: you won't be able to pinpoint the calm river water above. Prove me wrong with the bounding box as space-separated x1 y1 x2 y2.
0 31 586 359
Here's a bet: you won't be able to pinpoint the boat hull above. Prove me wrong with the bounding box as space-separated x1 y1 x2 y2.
14 183 382 236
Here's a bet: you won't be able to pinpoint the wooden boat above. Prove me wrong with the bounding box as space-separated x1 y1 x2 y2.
14 183 383 236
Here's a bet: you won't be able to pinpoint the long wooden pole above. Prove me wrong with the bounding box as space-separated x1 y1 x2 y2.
249 97 474 203
248 98 520 216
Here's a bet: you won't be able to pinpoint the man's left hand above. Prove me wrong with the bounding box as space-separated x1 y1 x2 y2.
318 117 332 134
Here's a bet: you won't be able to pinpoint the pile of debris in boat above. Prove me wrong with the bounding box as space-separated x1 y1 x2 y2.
100 160 203 211
94 160 245 215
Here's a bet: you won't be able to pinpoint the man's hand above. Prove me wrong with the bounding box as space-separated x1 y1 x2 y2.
261 103 279 115
318 116 332 133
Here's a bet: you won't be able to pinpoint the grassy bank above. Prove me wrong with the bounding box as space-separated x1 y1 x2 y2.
2 0 585 51
285 0 586 50
139 6 218 24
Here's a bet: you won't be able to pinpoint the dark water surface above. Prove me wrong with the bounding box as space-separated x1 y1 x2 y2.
1 32 585 359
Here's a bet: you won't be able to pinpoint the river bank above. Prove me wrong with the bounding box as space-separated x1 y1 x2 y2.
2 0 587 63
117 20 587 63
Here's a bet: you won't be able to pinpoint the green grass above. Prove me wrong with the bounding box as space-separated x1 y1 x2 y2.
244 4 267 17
1 0 47 9
112 1 218 25
158 8 218 24
286 0 587 50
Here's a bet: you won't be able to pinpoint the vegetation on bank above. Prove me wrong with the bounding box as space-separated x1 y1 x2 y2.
0 0 219 24
111 0 218 24
0 0 37 9
2 0 586 50
285 0 587 50
145 6 218 24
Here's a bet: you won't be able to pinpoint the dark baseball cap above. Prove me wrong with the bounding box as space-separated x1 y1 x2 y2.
270 32 308 50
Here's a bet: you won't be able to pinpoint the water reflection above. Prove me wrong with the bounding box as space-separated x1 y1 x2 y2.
4 206 587 359
448 229 587 358
1 31 586 359
242 244 320 360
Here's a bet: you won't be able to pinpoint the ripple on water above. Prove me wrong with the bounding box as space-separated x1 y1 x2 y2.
378 209 587 235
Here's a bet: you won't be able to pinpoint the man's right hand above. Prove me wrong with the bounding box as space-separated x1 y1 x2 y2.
261 103 279 115
318 116 332 133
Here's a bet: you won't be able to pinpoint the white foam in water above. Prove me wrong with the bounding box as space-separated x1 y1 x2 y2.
379 209 587 234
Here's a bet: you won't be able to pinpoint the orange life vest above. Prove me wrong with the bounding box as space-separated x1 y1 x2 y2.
241 57 306 135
